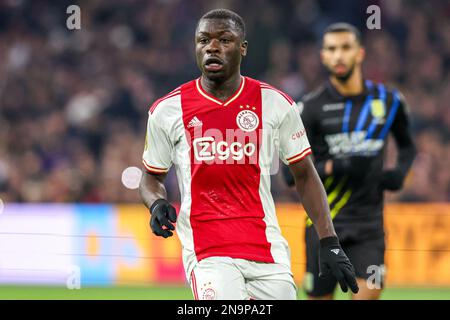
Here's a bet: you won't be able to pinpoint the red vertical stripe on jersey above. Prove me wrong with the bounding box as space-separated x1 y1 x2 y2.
191 270 199 300
180 77 274 264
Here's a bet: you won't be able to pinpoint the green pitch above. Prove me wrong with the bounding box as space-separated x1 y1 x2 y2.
0 286 449 300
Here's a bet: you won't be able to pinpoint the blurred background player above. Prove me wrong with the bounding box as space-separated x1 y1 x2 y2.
283 23 417 300
139 10 358 300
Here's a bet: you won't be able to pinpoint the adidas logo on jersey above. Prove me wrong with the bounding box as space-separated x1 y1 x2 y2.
187 116 203 128
331 249 340 255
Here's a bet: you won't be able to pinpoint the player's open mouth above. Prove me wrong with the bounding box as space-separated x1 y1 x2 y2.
204 57 224 71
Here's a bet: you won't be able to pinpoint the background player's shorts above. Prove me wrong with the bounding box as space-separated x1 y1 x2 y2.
189 256 297 300
304 226 385 297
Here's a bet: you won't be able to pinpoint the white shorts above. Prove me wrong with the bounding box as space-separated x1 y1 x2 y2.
189 256 297 300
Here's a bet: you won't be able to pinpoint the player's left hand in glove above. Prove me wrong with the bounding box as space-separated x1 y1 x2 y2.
149 199 177 238
319 236 359 294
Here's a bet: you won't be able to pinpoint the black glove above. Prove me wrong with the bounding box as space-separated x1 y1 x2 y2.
319 236 359 294
149 199 177 238
380 169 404 191
332 156 372 179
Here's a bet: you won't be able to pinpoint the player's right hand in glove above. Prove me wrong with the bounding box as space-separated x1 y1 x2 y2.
319 236 359 294
149 199 177 238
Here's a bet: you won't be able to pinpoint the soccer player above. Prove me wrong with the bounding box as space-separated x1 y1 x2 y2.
283 23 417 300
139 10 358 300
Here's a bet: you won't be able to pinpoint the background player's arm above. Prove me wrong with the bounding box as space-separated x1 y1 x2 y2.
382 92 417 190
288 156 336 239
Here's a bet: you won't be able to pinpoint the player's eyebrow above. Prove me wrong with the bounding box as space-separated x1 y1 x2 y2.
324 42 353 49
197 30 234 36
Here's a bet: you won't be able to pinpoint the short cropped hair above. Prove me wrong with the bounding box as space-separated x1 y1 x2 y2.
323 22 362 45
199 9 246 40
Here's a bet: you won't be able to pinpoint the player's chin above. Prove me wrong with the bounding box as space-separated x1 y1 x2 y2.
333 70 352 81
202 69 227 81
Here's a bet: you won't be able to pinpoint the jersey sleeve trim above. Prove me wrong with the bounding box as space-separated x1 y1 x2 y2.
260 82 295 105
142 159 169 174
149 89 181 114
286 147 312 165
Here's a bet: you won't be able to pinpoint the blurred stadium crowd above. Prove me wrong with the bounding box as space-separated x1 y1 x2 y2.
0 0 448 204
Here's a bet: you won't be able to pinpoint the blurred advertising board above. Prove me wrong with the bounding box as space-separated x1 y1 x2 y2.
0 203 449 286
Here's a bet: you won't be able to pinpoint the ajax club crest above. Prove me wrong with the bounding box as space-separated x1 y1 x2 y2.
236 107 259 132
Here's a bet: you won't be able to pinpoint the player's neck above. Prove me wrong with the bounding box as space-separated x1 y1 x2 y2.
330 69 364 96
201 73 242 102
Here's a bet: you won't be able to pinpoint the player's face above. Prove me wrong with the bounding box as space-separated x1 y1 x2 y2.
195 19 247 81
321 32 365 81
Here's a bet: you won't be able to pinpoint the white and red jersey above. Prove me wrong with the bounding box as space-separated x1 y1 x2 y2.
143 76 311 280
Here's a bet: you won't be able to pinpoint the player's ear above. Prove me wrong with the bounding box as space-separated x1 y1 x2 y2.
241 40 248 57
320 48 326 64
357 46 365 64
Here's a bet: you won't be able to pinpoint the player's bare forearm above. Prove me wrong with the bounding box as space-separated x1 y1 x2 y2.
139 171 168 209
288 155 336 239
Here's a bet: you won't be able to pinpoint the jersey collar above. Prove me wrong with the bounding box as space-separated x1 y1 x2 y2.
195 76 245 107
326 78 373 100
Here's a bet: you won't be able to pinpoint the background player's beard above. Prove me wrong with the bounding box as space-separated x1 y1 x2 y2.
329 63 356 83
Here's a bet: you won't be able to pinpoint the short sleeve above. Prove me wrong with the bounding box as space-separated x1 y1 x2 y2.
279 102 312 165
142 111 173 174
